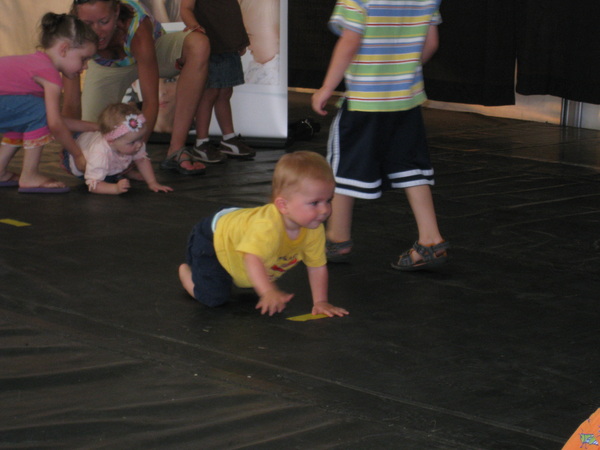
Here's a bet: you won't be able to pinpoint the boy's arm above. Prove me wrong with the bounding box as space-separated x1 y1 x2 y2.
243 253 294 316
307 265 349 317
421 24 439 64
311 28 362 116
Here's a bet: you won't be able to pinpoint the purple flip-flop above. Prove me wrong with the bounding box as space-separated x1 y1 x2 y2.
18 186 71 194
0 173 20 187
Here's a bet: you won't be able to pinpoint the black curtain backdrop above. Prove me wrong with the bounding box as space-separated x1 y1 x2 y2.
288 0 340 90
423 1 517 106
288 0 599 106
515 0 600 105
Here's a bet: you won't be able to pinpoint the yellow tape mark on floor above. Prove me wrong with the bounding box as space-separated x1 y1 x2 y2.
0 218 31 227
286 313 329 322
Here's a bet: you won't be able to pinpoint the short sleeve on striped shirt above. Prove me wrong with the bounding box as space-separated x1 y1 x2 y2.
329 0 367 36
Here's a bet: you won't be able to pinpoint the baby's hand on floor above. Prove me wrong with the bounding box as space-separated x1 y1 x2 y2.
115 179 130 194
256 289 294 316
312 302 349 317
148 181 173 193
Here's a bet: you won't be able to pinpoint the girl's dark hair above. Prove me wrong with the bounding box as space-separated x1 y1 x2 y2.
70 0 134 23
39 12 98 49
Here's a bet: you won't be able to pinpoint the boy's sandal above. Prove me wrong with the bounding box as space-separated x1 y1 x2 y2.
326 239 353 263
391 241 450 271
160 147 206 175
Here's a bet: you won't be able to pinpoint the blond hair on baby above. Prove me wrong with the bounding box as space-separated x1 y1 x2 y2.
272 151 334 201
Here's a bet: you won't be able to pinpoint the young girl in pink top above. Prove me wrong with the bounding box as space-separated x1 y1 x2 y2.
0 13 99 193
64 103 173 195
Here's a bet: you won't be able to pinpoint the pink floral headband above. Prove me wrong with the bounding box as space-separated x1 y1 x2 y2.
105 114 146 141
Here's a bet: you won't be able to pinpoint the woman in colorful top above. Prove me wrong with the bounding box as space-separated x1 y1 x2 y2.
63 0 208 175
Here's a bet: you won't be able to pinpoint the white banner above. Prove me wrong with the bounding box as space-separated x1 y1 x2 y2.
147 0 288 144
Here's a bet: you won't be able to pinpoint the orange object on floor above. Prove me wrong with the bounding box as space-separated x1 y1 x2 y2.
562 409 600 449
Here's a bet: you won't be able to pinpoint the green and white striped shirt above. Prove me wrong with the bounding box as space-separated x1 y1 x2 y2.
329 0 442 112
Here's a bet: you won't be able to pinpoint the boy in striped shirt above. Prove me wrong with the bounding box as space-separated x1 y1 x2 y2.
312 0 450 270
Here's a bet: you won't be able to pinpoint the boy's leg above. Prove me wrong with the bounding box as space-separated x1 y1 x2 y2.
392 186 448 269
405 184 443 247
325 101 373 251
195 88 220 139
326 193 355 246
191 88 226 164
213 87 234 136
208 53 242 137
208 54 254 158
385 107 447 266
213 86 255 158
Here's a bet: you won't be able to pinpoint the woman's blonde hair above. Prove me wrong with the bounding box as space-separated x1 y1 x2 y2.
98 103 143 135
271 151 334 201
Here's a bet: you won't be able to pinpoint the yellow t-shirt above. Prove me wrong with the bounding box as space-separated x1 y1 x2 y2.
213 203 327 288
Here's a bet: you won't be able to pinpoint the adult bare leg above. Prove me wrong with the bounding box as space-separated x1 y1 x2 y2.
167 31 210 171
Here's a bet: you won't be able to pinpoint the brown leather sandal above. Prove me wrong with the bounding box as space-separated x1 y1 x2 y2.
160 147 206 175
391 241 450 271
326 239 353 263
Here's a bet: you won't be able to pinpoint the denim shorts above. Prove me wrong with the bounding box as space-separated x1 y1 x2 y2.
207 52 244 89
186 215 233 307
0 95 51 148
